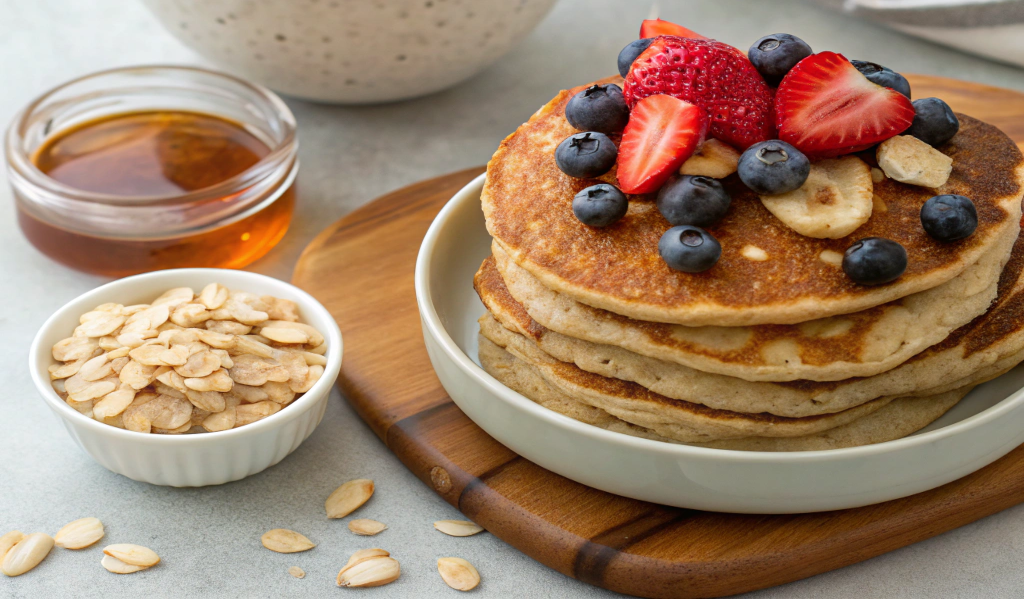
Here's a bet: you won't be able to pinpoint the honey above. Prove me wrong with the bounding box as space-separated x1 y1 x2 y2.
33 111 271 196
8 67 298 276
14 110 295 277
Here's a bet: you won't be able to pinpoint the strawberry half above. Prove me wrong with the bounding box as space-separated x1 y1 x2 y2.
617 94 707 195
623 36 775 150
775 51 915 158
640 18 708 40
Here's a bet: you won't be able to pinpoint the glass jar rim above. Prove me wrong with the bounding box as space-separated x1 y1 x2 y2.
5 64 298 207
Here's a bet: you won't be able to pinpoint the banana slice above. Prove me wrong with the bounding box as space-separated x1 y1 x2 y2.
877 135 952 189
679 139 740 179
759 156 873 239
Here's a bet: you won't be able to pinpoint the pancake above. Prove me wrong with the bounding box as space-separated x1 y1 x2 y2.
482 78 1024 326
479 337 972 451
479 329 896 443
474 235 1024 417
491 228 1012 382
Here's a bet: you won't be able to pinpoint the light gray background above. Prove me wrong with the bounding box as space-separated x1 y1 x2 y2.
4 1 1024 597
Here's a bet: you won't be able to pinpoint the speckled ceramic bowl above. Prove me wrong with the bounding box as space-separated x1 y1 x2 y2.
140 0 558 103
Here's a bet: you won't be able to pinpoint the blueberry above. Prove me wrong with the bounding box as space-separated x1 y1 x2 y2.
851 60 911 98
748 34 813 86
618 38 655 78
656 176 732 227
842 237 908 285
555 132 618 179
573 184 628 227
920 194 977 242
906 98 960 147
658 226 722 273
737 140 810 195
565 84 630 134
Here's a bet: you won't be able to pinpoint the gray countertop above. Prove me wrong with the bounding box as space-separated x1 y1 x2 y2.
4 1 1024 597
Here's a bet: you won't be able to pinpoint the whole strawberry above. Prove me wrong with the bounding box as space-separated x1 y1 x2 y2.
623 36 775 150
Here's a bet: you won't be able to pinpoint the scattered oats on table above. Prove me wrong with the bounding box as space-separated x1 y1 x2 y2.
47 284 326 434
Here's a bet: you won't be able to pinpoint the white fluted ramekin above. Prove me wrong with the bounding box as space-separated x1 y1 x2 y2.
29 268 342 487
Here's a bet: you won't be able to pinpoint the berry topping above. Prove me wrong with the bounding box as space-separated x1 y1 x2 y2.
616 94 707 194
906 97 960 147
555 132 618 179
748 33 813 86
851 60 911 98
921 194 977 242
573 183 629 227
639 19 708 40
737 140 810 195
623 36 775 150
656 175 732 227
659 225 721 273
775 51 915 159
565 84 630 134
842 237 907 285
618 38 655 78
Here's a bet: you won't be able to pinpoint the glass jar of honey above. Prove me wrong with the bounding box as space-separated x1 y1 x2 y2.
5 66 298 277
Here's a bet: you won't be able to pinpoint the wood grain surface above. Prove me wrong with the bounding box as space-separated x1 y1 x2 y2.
291 75 1024 599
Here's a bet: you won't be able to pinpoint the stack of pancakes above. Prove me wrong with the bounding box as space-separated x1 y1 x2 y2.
475 82 1024 451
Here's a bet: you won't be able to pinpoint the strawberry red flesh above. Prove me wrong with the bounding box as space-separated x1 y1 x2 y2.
616 94 708 195
775 51 915 159
623 36 775 150
639 18 708 40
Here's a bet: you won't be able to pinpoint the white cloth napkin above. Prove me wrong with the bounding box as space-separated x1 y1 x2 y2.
813 0 1024 67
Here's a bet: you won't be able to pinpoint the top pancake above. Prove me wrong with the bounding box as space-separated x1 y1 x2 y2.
482 78 1024 326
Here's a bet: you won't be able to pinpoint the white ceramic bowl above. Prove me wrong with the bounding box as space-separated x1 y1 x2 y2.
415 174 1024 514
139 0 558 103
29 269 342 487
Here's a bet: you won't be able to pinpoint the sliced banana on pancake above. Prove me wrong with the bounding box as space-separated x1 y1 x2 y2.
877 135 953 189
759 156 873 239
679 139 740 178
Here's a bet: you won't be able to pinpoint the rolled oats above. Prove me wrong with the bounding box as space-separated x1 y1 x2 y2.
184 389 227 413
348 520 387 536
51 285 327 435
54 518 105 550
199 283 229 310
325 479 374 519
103 544 160 568
170 303 212 328
205 320 252 336
152 287 194 308
433 520 485 537
1 533 54 577
100 554 146 574
175 351 221 378
261 529 316 553
234 401 281 427
336 555 400 588
93 387 137 419
49 357 88 380
288 565 306 579
342 548 390 570
0 531 25 562
201 406 236 432
437 557 481 591
52 336 99 362
184 369 233 393
146 394 193 430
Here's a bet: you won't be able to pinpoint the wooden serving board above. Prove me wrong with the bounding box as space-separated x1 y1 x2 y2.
292 75 1024 599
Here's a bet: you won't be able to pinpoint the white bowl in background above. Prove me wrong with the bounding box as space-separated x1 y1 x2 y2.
29 268 342 487
415 174 1024 514
139 0 558 103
